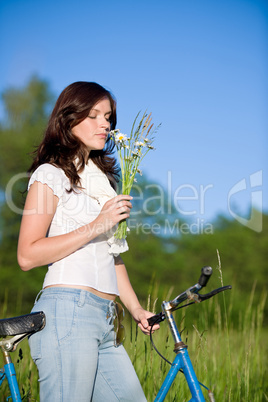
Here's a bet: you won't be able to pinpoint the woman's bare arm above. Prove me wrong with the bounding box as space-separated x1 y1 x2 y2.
114 255 159 334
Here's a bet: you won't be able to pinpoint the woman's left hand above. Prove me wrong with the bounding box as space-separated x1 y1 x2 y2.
132 307 160 335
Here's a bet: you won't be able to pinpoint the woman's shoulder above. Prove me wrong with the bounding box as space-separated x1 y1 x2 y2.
28 163 70 197
31 163 65 174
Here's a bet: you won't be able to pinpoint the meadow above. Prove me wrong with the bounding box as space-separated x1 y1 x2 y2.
1 285 267 402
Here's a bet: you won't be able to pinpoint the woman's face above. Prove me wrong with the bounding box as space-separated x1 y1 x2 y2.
72 97 112 152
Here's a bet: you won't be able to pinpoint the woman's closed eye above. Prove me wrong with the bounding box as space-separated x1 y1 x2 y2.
88 115 111 122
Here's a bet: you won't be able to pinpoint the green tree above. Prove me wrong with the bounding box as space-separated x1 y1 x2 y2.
0 76 55 313
0 76 54 184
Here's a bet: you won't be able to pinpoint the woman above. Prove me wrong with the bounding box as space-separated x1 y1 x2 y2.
17 81 158 401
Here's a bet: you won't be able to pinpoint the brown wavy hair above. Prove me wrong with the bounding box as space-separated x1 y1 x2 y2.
29 81 119 190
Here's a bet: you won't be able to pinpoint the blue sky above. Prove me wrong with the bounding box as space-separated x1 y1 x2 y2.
0 0 267 230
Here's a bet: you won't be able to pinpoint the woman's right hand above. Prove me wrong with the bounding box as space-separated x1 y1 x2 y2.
92 194 133 235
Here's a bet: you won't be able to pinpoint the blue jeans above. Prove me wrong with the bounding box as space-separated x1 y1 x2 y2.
28 287 147 401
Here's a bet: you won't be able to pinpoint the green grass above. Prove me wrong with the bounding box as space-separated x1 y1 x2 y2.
0 289 267 401
126 287 268 402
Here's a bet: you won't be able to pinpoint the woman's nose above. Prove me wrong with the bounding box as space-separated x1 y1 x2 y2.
100 116 110 130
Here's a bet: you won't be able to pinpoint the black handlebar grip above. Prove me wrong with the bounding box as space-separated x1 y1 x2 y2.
147 313 165 326
198 266 213 287
147 316 156 326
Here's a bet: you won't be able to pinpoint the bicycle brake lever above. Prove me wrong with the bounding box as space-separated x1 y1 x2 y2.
198 285 232 301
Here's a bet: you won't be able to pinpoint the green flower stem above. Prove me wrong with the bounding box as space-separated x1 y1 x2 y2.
111 112 160 240
114 220 128 239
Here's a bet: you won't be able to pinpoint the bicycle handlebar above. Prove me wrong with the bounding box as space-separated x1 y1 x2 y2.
198 285 232 301
147 267 232 327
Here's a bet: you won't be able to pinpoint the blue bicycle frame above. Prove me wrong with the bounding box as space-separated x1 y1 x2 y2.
0 347 21 402
154 305 205 402
149 266 228 402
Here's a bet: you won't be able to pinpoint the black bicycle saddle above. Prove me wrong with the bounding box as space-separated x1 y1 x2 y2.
0 311 45 336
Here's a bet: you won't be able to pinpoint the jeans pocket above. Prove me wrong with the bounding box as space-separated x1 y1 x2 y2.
55 297 76 343
28 331 42 360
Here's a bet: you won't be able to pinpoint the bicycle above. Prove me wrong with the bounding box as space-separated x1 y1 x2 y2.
0 266 231 401
147 266 232 401
0 311 45 401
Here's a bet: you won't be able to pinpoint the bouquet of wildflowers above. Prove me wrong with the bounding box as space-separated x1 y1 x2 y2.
110 111 159 240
